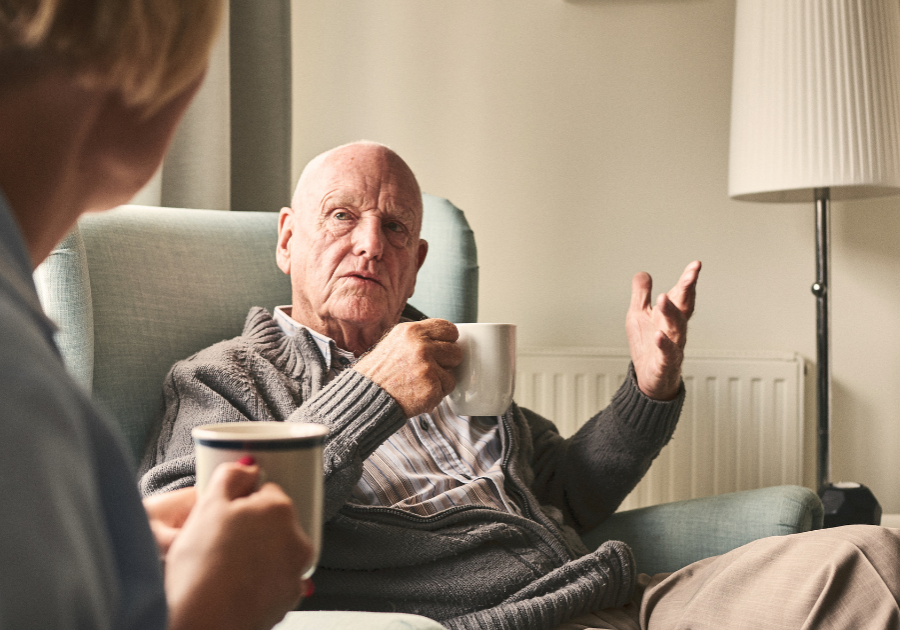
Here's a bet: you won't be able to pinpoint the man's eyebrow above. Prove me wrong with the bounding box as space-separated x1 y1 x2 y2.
320 192 362 210
318 191 421 225
382 200 421 222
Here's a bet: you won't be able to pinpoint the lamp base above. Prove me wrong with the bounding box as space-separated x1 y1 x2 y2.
819 482 882 528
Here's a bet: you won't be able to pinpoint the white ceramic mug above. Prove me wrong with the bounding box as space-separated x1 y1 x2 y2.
192 421 328 578
447 323 516 416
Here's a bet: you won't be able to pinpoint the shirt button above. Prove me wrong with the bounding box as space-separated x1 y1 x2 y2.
338 357 350 366
419 417 429 430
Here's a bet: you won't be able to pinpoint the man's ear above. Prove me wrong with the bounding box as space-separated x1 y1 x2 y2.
276 206 294 275
416 239 428 271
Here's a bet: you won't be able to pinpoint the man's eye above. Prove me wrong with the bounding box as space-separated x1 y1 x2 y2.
385 221 404 233
334 211 350 221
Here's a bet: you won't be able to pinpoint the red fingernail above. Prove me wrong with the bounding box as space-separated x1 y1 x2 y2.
237 455 256 466
304 579 315 598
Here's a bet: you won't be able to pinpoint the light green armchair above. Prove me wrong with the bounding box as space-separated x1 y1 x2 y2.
35 200 822 630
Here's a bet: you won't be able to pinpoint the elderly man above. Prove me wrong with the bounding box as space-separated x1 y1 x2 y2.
140 140 694 622
141 142 900 630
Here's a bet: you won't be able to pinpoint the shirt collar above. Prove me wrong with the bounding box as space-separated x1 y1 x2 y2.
273 306 354 370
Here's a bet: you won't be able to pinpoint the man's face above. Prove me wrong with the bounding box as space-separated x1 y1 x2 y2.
278 145 427 338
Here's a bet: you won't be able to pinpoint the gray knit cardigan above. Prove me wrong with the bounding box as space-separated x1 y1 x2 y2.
139 308 684 630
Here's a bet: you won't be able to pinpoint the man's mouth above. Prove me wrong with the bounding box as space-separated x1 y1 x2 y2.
343 272 383 287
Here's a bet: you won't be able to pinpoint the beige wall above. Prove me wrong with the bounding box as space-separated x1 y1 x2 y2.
291 0 900 513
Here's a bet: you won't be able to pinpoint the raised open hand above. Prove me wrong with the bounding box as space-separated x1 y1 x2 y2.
626 261 701 401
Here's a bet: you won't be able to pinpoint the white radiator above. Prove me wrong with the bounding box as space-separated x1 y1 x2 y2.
516 348 805 511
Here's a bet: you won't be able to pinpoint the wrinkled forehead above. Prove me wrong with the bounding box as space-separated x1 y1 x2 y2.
292 144 423 232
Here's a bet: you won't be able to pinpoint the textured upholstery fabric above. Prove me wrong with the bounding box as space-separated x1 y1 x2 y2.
415 193 479 324
580 485 824 576
33 230 94 391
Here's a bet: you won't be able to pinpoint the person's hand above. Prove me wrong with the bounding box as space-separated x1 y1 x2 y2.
626 261 701 401
353 318 462 417
164 462 314 630
143 486 196 561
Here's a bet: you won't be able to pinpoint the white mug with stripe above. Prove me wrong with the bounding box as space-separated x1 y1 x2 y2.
192 421 328 578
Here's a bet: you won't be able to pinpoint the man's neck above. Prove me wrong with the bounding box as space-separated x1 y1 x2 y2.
281 305 393 357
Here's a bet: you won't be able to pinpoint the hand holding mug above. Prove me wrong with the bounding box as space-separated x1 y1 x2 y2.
164 461 313 630
192 422 328 578
354 318 462 418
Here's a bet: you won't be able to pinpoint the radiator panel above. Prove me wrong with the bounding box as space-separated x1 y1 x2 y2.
516 348 805 511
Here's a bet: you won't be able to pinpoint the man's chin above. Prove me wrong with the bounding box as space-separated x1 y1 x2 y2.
328 298 398 330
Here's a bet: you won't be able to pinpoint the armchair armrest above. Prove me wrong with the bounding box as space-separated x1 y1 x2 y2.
580 485 824 575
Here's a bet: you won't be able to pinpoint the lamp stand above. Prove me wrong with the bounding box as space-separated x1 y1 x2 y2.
812 188 882 527
812 187 831 491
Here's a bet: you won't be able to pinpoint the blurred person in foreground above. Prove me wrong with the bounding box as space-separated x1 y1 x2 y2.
0 1 313 628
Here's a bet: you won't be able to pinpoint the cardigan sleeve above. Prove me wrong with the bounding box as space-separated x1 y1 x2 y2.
138 338 407 519
525 363 684 533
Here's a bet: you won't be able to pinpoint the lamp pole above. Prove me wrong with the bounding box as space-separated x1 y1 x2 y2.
812 187 831 492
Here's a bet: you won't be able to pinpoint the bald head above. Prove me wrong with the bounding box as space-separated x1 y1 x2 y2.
292 142 423 227
276 141 429 354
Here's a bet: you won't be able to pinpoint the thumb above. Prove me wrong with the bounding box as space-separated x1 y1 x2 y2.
205 461 261 502
630 272 652 312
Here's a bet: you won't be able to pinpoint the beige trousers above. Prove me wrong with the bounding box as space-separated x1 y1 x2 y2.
555 525 900 630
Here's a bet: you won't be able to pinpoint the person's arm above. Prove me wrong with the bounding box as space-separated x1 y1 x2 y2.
139 318 461 520
527 261 701 532
525 368 684 532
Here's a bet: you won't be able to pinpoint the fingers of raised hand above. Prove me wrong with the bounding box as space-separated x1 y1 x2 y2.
666 260 701 318
630 271 653 313
652 293 688 349
653 329 679 362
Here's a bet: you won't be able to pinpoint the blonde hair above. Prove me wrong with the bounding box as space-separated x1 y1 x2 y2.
0 0 225 113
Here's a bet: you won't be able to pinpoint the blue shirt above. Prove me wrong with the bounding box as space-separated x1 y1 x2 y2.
0 194 166 629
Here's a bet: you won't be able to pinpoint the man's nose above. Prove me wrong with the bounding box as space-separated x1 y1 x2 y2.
351 217 385 260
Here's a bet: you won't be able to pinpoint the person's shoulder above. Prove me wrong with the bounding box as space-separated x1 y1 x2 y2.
0 285 65 386
0 285 102 449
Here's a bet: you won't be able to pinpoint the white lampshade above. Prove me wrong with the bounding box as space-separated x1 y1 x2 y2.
729 0 900 202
